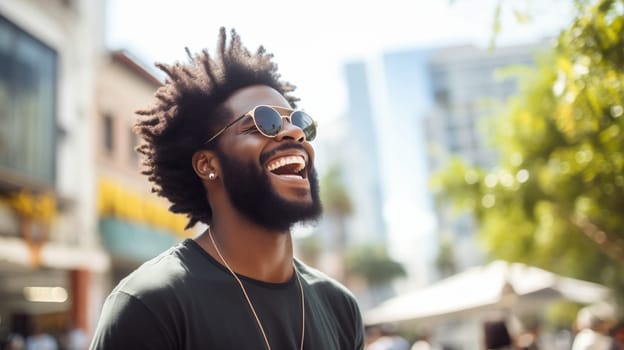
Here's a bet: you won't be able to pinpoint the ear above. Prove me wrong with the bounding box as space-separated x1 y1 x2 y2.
192 150 221 182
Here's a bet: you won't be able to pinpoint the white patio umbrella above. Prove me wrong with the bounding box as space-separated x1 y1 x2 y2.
364 260 611 326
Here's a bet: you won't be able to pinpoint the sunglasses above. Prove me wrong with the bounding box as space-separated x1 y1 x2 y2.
203 105 317 144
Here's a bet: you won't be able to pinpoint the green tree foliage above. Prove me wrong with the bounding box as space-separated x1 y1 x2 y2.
320 163 353 255
546 301 584 330
320 163 353 217
320 164 406 286
431 0 624 304
296 233 322 266
319 163 352 280
435 236 458 278
488 0 592 49
345 244 407 286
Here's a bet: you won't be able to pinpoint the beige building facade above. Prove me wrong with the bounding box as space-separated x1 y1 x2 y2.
95 49 191 288
0 1 190 346
0 0 109 344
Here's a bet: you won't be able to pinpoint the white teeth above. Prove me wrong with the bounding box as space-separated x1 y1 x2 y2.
266 155 305 172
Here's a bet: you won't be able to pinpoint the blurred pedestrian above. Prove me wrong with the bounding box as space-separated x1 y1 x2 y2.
411 340 433 350
483 320 513 350
571 302 616 350
515 319 540 350
366 326 384 348
367 324 410 350
61 323 87 350
4 333 24 350
24 323 57 350
609 321 624 350
90 28 364 349
411 335 441 350
410 330 442 350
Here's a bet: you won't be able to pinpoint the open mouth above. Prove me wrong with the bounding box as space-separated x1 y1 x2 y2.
266 155 307 179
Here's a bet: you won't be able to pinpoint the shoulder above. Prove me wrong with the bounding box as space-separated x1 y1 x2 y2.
296 259 362 321
115 240 200 297
92 241 204 348
296 260 357 302
105 239 209 315
296 260 365 348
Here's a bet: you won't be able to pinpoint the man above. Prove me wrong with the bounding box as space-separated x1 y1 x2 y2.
367 325 410 350
90 28 365 350
25 322 58 350
482 320 513 350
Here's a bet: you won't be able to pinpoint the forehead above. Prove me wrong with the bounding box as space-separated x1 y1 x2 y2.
223 85 291 119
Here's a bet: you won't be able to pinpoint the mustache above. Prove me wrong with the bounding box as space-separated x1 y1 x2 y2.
259 143 308 165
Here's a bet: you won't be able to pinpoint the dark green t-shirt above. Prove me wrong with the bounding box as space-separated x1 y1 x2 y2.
90 239 365 349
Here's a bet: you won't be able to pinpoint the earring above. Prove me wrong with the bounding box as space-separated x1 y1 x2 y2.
208 172 217 181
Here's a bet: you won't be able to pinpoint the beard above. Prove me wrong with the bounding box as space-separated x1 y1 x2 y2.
216 146 322 232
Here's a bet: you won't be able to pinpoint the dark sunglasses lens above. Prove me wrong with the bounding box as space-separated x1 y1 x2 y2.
254 106 282 136
291 111 316 141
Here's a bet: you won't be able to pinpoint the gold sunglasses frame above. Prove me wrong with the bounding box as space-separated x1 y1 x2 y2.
202 105 317 145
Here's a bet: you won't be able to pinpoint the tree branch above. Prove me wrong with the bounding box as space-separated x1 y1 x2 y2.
569 213 624 264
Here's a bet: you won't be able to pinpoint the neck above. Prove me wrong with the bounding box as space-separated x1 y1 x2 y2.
196 212 295 283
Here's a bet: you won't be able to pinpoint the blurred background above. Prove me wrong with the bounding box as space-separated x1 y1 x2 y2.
1 0 622 349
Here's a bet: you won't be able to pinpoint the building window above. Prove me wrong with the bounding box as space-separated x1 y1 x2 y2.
129 129 138 164
103 114 114 155
434 88 449 107
0 16 57 184
445 121 461 153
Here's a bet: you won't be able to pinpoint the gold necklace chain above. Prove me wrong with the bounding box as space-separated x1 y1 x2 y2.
208 228 305 350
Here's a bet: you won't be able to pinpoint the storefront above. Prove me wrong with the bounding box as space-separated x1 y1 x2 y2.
0 0 108 346
96 177 190 285
0 193 109 348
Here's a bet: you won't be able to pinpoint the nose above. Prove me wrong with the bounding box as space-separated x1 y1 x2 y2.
274 116 305 143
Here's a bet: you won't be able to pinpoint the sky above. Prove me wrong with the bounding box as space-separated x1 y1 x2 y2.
106 0 574 142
